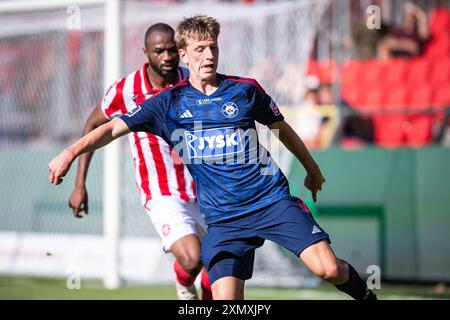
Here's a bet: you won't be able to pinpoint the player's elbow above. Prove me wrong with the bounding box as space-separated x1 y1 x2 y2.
110 118 130 138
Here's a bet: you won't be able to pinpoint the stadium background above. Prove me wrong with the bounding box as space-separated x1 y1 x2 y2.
0 0 449 299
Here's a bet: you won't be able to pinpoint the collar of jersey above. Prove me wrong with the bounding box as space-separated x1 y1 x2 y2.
187 73 227 98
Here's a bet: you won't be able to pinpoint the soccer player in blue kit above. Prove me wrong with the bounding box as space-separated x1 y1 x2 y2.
48 15 377 300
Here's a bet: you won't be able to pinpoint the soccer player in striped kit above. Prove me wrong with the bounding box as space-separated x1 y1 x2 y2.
67 23 211 300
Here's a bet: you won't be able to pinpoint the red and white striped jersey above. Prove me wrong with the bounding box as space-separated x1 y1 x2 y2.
99 63 196 208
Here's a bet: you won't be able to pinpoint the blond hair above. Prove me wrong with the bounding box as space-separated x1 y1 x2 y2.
176 15 220 49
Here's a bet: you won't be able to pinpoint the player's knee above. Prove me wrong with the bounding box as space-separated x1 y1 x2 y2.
317 263 341 281
177 253 202 275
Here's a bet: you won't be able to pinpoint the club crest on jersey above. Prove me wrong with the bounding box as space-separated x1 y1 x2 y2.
184 127 244 159
222 102 239 118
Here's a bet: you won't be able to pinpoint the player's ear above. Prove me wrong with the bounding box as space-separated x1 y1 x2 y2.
179 48 188 65
142 47 148 56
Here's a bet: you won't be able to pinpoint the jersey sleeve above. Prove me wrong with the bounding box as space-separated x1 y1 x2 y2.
252 83 284 126
99 78 126 120
119 92 167 136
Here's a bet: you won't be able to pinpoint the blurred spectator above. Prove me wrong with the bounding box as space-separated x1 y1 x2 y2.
350 10 389 60
340 115 374 149
377 2 430 60
294 84 340 150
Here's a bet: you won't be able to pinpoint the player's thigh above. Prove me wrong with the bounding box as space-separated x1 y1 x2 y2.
211 276 245 300
170 233 202 264
256 197 330 257
299 239 343 277
145 197 206 253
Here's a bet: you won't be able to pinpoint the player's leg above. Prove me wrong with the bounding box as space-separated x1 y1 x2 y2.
256 196 377 300
211 276 245 300
171 233 203 300
146 197 211 300
299 239 376 300
201 220 263 300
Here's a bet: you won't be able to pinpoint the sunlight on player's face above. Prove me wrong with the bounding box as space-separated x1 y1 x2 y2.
144 31 179 79
180 36 219 82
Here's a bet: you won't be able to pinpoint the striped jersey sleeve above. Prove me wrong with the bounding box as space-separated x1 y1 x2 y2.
99 78 127 120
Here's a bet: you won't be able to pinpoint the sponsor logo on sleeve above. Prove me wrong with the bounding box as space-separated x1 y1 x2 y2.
270 99 280 116
124 105 141 117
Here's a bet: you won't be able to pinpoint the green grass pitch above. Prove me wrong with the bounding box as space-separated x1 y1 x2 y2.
0 275 449 300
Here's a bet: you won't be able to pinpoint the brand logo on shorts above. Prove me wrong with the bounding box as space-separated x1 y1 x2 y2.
162 224 171 236
312 225 321 234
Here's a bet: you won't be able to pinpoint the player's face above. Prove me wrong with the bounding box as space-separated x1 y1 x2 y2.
144 31 179 79
179 36 219 82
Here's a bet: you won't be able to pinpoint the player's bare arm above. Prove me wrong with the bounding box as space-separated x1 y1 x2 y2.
48 118 130 186
69 105 109 218
269 120 325 202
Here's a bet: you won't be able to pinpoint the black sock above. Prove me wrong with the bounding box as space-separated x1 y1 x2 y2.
335 262 377 300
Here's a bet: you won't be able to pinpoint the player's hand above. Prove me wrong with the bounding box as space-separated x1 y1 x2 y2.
69 186 89 218
304 169 325 203
48 149 75 185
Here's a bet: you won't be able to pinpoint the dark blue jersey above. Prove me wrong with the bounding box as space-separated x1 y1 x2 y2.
120 74 291 224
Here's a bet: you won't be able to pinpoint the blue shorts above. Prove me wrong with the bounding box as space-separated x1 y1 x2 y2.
201 196 330 284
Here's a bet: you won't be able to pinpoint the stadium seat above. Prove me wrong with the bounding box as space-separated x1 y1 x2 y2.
405 58 431 88
317 59 337 84
432 83 450 110
360 85 386 114
430 57 450 86
406 115 433 147
429 7 450 37
306 60 338 84
341 81 364 107
373 115 407 147
341 60 364 86
386 85 408 112
407 84 433 112
306 60 320 79
426 35 450 59
362 59 389 88
385 59 408 87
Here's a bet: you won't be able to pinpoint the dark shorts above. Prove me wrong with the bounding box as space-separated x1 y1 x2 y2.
201 196 331 284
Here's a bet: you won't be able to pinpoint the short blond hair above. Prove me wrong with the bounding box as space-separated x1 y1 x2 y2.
176 15 220 49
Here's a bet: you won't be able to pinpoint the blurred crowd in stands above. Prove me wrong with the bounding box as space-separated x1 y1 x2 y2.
301 0 450 149
0 0 449 150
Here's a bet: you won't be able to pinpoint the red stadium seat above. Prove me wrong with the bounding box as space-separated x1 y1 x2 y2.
407 84 433 112
373 115 407 147
342 60 364 86
386 59 408 87
406 115 433 147
342 80 364 106
386 86 408 112
306 60 338 84
430 57 450 85
425 36 450 59
405 58 431 88
432 83 450 110
429 7 450 37
318 59 337 84
360 85 386 114
362 59 389 88
306 60 320 78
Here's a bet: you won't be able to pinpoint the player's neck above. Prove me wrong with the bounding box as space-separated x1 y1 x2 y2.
189 75 219 96
146 66 177 90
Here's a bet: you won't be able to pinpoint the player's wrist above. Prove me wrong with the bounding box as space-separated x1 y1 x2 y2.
74 181 86 189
